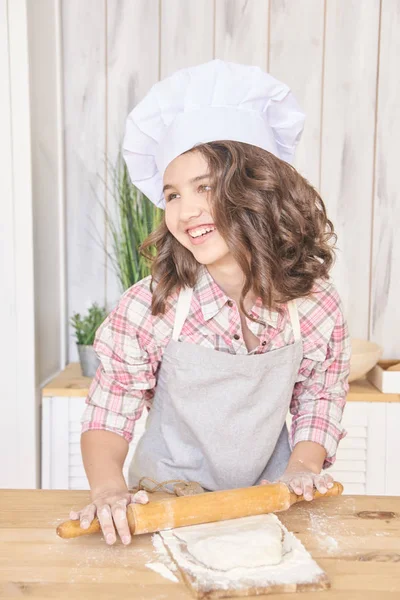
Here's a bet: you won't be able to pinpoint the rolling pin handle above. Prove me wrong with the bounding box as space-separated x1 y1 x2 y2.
56 517 102 539
57 510 137 539
289 481 344 505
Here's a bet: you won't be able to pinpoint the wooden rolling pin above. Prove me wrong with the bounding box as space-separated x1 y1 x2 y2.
57 481 343 539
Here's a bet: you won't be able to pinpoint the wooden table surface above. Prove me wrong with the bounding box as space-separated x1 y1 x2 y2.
0 490 399 599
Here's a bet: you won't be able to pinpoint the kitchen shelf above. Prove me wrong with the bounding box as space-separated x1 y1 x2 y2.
42 362 400 402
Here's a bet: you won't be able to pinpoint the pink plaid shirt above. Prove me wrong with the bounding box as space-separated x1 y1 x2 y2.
82 266 351 469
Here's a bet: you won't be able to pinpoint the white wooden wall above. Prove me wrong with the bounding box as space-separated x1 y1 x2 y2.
61 0 400 362
27 0 66 385
0 0 38 487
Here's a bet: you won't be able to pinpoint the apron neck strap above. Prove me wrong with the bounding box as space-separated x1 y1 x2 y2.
287 299 301 342
172 286 194 341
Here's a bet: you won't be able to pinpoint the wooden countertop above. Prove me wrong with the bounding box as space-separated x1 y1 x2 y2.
42 362 400 402
0 490 399 599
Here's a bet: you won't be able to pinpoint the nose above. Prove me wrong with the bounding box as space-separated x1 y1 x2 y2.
178 194 203 222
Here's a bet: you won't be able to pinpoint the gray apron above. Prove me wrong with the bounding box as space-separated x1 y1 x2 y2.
129 286 303 491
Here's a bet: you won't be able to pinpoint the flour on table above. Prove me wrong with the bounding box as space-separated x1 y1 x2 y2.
145 561 179 582
145 531 179 583
172 514 283 571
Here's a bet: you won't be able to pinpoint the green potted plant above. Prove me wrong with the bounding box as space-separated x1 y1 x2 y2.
70 303 108 377
104 153 163 291
70 152 160 378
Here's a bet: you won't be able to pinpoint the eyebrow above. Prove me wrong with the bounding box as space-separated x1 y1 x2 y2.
162 173 210 194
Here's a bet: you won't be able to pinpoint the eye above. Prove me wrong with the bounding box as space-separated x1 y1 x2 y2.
166 192 179 202
166 185 211 203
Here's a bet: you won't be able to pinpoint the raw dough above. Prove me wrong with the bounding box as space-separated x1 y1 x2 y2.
173 514 283 571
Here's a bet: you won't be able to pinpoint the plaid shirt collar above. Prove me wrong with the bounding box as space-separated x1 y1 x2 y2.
194 266 279 328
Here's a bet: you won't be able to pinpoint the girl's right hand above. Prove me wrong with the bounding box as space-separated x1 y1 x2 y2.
69 488 149 545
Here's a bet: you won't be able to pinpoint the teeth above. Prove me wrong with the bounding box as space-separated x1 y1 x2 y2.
188 227 215 238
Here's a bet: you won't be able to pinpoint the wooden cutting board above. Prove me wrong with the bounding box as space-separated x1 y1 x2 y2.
159 515 330 598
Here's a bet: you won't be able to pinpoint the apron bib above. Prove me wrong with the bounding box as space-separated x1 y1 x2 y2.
129 286 303 491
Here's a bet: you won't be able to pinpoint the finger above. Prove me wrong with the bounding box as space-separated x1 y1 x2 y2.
132 490 149 504
313 474 327 494
112 498 131 545
302 477 315 501
69 510 80 520
260 479 271 485
80 504 96 529
323 473 334 488
97 504 116 545
289 477 303 496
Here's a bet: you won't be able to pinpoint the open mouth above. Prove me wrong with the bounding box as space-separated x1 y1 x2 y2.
187 226 216 245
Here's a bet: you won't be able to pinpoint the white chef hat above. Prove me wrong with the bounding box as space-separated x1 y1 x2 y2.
123 59 305 209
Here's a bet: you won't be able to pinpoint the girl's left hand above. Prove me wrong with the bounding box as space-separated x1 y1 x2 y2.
261 468 334 502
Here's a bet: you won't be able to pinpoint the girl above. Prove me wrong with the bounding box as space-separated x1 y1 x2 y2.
70 60 351 546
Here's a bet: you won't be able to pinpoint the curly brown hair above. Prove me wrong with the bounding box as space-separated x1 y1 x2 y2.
140 140 337 323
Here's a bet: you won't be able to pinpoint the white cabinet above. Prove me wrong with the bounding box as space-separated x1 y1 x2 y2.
326 403 387 495
42 396 400 495
41 396 147 490
385 404 400 496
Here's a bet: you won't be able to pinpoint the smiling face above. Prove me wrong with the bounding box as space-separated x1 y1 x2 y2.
163 150 232 268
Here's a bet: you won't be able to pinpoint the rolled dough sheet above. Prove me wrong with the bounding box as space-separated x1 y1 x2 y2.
160 513 329 597
171 514 283 570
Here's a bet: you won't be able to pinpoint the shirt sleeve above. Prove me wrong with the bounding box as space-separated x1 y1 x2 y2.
81 282 159 443
289 283 351 470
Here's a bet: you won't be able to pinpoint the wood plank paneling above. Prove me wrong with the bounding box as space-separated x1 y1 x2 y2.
0 0 19 488
371 0 400 358
63 0 107 362
160 0 214 77
1 0 38 487
215 0 269 68
61 0 400 360
106 0 160 308
320 0 380 338
27 0 64 383
268 0 324 187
